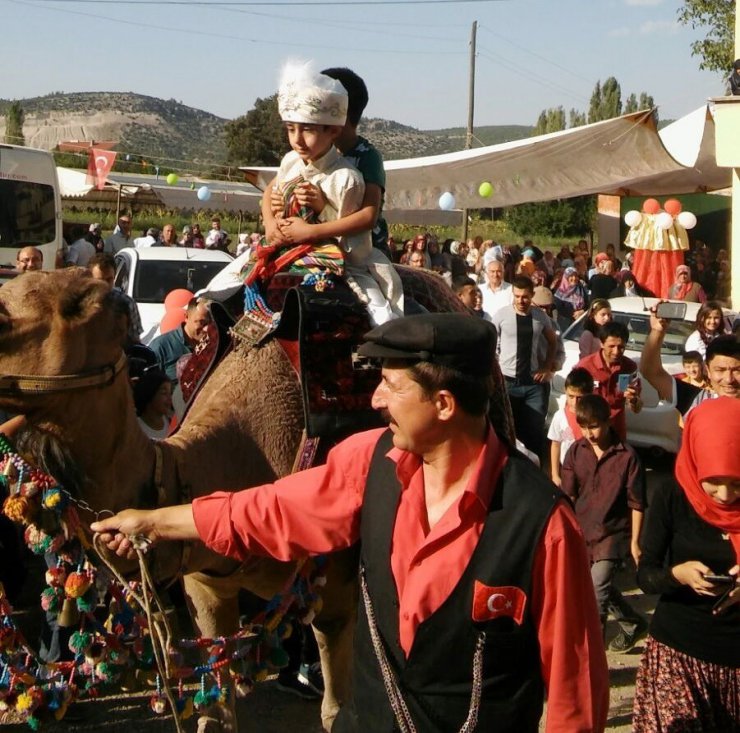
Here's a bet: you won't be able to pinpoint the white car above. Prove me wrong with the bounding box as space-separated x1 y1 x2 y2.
114 247 233 343
550 297 736 453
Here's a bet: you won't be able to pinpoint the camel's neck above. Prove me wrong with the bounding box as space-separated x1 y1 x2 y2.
35 373 156 513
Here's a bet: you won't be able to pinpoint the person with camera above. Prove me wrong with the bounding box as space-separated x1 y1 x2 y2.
575 321 643 441
632 397 740 731
640 307 740 416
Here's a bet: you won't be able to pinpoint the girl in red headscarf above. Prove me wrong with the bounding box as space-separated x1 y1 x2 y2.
632 397 740 732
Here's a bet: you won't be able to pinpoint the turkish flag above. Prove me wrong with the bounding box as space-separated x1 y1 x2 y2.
472 580 527 625
87 148 117 191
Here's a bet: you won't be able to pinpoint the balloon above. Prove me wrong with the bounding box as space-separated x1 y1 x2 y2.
197 186 212 202
663 198 682 217
655 212 674 230
624 210 642 228
166 173 179 185
160 309 187 335
164 289 194 311
478 181 493 198
677 211 697 229
438 192 456 210
642 198 661 215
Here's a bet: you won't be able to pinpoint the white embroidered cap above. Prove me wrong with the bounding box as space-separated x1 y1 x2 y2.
277 59 348 127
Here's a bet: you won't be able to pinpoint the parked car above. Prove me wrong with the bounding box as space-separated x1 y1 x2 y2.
550 296 736 453
0 267 19 287
114 247 233 343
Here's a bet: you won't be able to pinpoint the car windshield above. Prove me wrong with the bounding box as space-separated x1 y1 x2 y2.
133 260 227 303
563 312 695 357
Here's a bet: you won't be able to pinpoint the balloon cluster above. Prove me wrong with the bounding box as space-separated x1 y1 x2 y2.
437 180 495 210
624 198 697 231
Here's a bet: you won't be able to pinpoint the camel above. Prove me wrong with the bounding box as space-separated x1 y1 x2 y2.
0 268 512 732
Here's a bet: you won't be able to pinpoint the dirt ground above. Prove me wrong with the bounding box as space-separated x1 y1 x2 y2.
3 452 671 733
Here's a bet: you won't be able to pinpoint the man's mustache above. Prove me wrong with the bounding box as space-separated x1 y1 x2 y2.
379 409 393 425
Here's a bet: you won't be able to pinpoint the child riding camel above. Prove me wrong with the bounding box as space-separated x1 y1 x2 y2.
240 60 403 329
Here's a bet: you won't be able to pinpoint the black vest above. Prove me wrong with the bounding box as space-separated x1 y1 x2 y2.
334 430 560 733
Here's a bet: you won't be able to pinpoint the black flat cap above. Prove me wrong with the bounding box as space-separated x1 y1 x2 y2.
358 313 496 376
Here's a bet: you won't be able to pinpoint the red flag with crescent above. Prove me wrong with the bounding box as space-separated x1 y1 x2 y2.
472 581 527 624
87 148 117 191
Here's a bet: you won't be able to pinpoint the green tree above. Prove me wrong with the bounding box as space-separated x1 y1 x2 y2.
624 93 639 114
533 107 566 135
588 77 622 123
677 0 735 73
569 108 586 128
5 102 25 146
504 197 596 239
224 94 289 166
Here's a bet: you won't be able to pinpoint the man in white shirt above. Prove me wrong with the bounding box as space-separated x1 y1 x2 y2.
480 258 513 319
104 215 134 253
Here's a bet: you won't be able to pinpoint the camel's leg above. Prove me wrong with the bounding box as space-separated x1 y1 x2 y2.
311 548 359 732
182 572 242 733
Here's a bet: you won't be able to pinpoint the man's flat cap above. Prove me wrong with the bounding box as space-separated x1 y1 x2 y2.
359 313 496 376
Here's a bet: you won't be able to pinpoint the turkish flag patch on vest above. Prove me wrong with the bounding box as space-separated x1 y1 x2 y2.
472 580 527 624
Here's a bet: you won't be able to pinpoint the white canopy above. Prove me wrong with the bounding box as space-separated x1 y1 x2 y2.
240 105 730 210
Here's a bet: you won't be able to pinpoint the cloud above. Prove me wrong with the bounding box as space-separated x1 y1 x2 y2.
609 19 680 37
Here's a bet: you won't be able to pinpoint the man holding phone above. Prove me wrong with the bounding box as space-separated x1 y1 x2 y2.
575 321 643 441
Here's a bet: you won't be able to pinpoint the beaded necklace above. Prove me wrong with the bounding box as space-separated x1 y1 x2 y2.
0 433 326 730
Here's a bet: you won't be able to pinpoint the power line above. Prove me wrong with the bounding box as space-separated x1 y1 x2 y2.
30 0 511 4
10 0 465 53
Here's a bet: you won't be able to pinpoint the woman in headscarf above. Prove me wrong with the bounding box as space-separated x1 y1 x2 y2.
609 270 651 298
632 397 740 732
553 266 589 332
667 264 707 303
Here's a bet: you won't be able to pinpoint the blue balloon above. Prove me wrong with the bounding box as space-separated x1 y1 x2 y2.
438 192 456 210
197 186 212 202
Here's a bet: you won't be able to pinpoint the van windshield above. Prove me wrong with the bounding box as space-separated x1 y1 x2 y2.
0 179 57 262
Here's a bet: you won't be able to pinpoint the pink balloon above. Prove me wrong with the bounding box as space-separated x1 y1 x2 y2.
164 289 194 311
663 199 682 217
160 309 187 334
642 198 661 215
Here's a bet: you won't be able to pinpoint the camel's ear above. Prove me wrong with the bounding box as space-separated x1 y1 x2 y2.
56 278 104 323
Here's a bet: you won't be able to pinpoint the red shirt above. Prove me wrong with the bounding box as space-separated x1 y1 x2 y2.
192 427 609 733
576 350 638 440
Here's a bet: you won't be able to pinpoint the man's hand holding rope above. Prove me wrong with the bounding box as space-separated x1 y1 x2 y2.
91 505 199 560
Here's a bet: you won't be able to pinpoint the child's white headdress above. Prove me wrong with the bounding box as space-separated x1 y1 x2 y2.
277 59 348 126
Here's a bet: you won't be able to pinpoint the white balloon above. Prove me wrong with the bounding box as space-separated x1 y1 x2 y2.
438 192 456 211
677 211 697 230
655 212 674 230
624 210 642 227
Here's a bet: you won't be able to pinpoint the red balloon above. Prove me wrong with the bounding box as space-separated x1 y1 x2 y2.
642 198 661 215
663 199 682 217
160 309 186 334
164 288 194 311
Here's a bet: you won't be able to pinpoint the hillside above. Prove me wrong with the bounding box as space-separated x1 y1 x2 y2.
0 91 534 167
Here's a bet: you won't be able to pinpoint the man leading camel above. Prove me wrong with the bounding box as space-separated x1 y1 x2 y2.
92 312 608 733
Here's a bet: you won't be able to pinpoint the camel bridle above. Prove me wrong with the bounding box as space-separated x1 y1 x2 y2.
0 352 127 395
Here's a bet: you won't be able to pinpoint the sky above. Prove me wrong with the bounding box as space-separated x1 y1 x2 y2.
0 0 726 131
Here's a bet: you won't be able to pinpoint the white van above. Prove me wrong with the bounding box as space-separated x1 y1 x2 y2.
0 144 62 270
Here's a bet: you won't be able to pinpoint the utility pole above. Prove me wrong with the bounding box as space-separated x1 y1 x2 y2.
462 20 477 242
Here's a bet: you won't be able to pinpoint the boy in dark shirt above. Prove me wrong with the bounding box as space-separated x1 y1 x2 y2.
562 394 647 651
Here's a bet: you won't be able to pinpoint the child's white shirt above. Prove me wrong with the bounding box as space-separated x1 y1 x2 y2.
547 408 576 465
276 148 372 264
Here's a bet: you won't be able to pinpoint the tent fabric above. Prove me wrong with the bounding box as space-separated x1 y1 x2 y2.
239 105 730 210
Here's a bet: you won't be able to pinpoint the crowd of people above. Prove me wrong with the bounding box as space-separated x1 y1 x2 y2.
2 59 739 733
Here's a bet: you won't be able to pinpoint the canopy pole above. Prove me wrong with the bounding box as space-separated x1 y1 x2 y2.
732 0 740 309
462 20 477 244
115 184 122 222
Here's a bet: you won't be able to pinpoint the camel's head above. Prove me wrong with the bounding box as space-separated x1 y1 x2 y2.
0 269 128 415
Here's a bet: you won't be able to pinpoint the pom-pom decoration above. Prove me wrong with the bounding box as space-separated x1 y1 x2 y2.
65 571 92 599
624 210 642 228
677 211 697 229
642 198 661 215
663 198 682 216
655 212 674 230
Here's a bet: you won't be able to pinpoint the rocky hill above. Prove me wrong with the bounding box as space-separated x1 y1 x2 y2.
0 91 533 167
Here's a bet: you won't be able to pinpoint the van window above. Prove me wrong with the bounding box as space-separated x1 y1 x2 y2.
0 179 57 256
